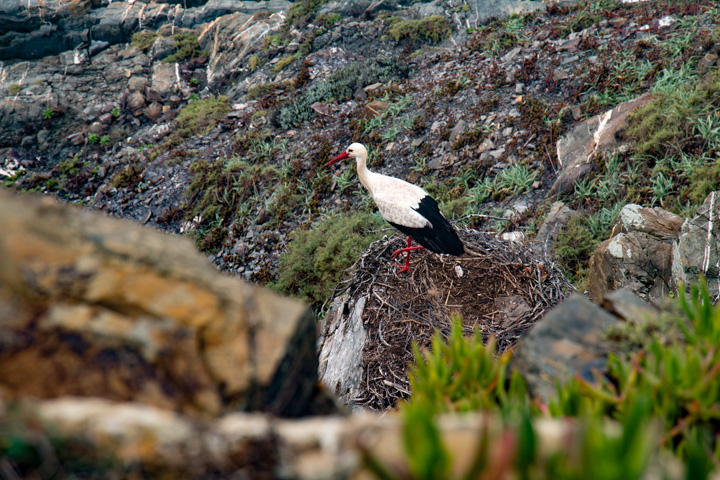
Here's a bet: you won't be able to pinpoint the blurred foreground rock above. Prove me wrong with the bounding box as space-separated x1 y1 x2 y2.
0 188 318 417
0 394 679 480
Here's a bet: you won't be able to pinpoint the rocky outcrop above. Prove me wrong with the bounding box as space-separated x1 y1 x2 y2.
0 0 290 60
673 191 720 296
587 204 683 303
550 93 654 196
586 193 720 302
0 188 318 417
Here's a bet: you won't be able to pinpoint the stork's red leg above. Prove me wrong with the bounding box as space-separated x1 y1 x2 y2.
391 236 424 273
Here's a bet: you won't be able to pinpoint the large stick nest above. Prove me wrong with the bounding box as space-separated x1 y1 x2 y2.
326 228 574 411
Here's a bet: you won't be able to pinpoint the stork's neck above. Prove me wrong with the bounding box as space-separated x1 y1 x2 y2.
355 153 374 193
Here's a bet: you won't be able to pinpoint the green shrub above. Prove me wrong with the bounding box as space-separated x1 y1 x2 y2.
164 32 207 63
247 82 278 100
277 57 406 129
248 55 261 71
131 31 159 51
388 16 452 46
165 96 230 149
315 12 342 28
550 279 720 460
273 55 296 73
9 84 21 95
110 164 143 189
273 212 383 306
55 155 83 176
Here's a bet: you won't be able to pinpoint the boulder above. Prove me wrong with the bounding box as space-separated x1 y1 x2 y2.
673 191 720 296
534 201 577 253
587 204 682 303
151 62 179 94
510 294 618 402
550 93 653 196
0 189 317 417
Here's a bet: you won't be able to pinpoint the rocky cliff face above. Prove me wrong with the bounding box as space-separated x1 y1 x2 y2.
4 0 720 475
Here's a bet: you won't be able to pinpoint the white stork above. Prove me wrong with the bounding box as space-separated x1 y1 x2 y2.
326 143 465 273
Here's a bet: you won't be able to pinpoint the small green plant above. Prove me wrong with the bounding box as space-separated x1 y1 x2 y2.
553 204 621 286
99 135 111 147
111 107 121 117
110 164 143 189
164 96 230 149
387 16 452 47
495 164 536 197
273 55 296 73
164 32 207 63
189 78 199 85
42 108 54 120
248 55 261 71
315 12 342 28
55 155 83 176
360 95 413 136
9 83 21 95
131 30 159 51
273 212 384 307
277 57 405 129
88 133 100 144
405 317 527 415
2 169 26 187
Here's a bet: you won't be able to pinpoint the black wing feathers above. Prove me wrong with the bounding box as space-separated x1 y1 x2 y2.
388 195 464 256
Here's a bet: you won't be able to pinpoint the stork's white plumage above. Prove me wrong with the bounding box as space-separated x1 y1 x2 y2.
326 143 464 273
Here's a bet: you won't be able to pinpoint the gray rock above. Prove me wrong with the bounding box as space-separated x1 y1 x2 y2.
127 90 146 112
587 204 682 303
511 294 618 402
448 119 468 144
128 75 150 92
550 93 653 196
535 201 577 251
672 191 720 296
151 62 178 94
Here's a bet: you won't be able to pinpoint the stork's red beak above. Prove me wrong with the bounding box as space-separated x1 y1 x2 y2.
326 151 349 167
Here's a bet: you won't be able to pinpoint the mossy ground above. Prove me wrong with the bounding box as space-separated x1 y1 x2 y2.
164 96 230 151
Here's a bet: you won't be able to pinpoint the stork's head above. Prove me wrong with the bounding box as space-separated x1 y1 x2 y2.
326 143 367 167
